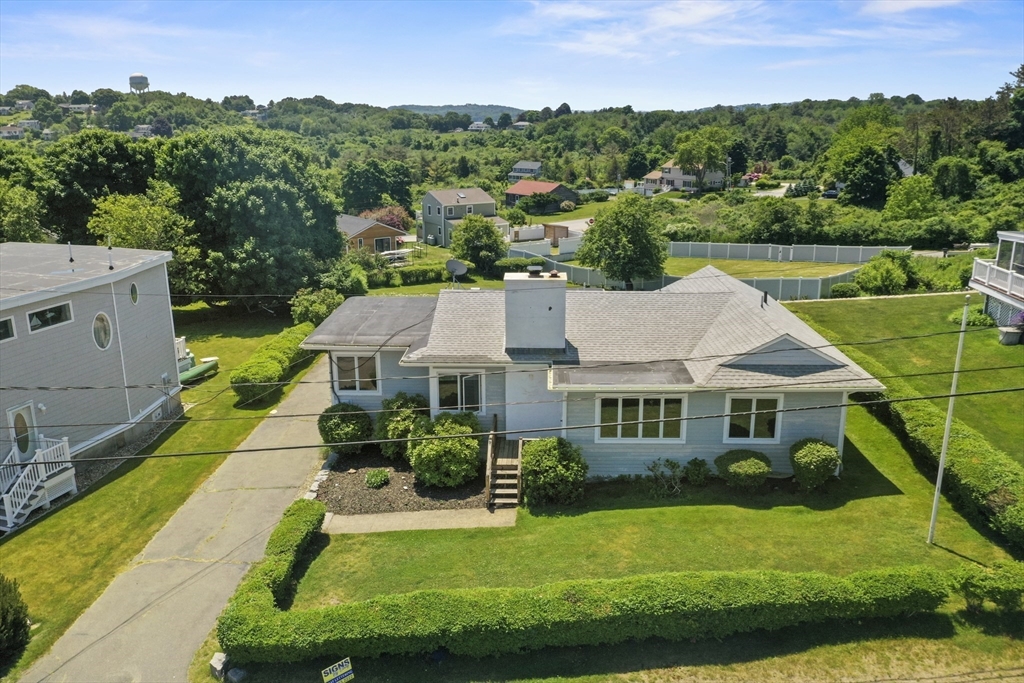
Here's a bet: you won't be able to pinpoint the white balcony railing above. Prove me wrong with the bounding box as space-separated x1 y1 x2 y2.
971 259 1024 302
1 436 71 529
174 336 189 361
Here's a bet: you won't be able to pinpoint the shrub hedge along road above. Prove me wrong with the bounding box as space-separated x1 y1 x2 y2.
216 500 986 665
229 322 314 404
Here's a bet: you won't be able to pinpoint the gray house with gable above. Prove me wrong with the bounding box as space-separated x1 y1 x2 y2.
421 188 510 248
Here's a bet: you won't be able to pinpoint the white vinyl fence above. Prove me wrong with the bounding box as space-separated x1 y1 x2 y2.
667 242 909 264
508 249 860 300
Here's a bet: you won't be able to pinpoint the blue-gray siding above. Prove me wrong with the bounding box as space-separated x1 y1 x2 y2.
330 350 430 418
563 390 844 477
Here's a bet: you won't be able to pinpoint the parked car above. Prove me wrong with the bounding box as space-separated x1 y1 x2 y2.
822 189 839 199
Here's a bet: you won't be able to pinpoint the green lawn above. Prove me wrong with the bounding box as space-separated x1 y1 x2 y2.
209 407 1020 682
0 304 309 680
527 198 613 222
788 294 1024 463
664 256 857 278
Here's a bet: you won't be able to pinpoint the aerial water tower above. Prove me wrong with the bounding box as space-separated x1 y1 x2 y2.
129 73 150 94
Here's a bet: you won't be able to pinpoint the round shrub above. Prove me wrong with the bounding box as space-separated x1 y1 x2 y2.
229 358 285 405
789 438 840 491
365 468 390 489
521 437 588 506
0 573 30 662
317 403 372 456
715 450 772 490
682 457 711 487
374 392 429 460
855 258 908 295
408 419 480 488
830 282 862 299
946 304 995 327
560 200 576 212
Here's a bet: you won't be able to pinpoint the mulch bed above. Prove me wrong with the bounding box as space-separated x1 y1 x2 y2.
316 447 487 516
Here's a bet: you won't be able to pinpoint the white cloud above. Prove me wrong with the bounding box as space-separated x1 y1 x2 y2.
859 0 964 16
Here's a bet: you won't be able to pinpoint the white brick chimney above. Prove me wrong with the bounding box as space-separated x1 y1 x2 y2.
504 270 567 350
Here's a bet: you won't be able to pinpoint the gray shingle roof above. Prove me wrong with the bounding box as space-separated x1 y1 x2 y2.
424 188 496 206
335 214 406 238
513 160 542 170
301 296 436 349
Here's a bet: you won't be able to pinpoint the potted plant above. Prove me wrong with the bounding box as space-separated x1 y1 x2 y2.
998 310 1024 345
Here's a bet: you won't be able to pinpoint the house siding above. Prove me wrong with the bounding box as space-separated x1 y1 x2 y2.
0 264 179 458
330 350 430 419
563 390 844 477
345 225 407 253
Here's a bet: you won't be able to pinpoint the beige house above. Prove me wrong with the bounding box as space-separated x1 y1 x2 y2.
643 160 725 192
336 215 409 253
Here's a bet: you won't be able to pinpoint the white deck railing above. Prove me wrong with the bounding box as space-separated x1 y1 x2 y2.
1 437 71 529
972 259 1024 302
0 448 17 493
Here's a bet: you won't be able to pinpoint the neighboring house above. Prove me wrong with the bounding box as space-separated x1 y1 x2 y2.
16 120 41 131
507 160 543 182
0 243 183 530
421 188 510 247
302 265 881 481
129 124 154 139
969 230 1024 326
0 125 24 140
644 159 725 192
41 128 55 141
510 121 531 131
0 106 13 115
59 104 95 114
468 121 491 132
505 180 579 211
241 109 268 122
336 214 408 253
14 100 33 111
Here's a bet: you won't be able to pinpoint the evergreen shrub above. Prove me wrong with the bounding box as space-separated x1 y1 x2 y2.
373 392 429 460
521 437 588 506
715 450 772 490
789 438 840 491
0 573 30 663
317 403 372 456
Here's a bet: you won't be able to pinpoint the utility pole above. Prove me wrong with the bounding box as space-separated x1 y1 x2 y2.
927 294 970 544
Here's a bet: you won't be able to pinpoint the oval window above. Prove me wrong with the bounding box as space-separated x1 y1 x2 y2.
14 413 29 454
130 283 139 305
93 313 112 350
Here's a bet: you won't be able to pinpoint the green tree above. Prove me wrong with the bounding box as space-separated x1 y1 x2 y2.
90 88 123 110
625 149 651 180
340 158 412 213
496 112 512 129
836 145 900 209
87 181 202 294
503 206 527 227
554 102 572 117
41 129 156 243
675 126 731 189
931 156 978 200
456 155 470 178
0 179 45 243
69 89 91 104
221 95 255 112
575 192 666 285
598 126 630 152
449 213 507 275
882 175 941 221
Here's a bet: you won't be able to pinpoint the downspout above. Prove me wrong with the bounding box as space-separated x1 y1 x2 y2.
110 282 132 420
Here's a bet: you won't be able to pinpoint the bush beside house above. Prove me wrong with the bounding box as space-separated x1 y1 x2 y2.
0 573 30 663
520 437 588 506
318 403 372 456
789 439 841 491
373 392 429 460
715 450 772 489
407 412 481 487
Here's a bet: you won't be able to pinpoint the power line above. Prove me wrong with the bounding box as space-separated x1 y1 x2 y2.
11 365 1021 432
1 326 1001 392
3 386 1021 469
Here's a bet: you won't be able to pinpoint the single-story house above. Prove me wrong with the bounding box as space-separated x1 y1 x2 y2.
505 180 579 210
969 230 1024 327
1 243 184 530
468 122 490 132
336 214 409 253
510 121 531 131
301 265 882 479
16 120 41 131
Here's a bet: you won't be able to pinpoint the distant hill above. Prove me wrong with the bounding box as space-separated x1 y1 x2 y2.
389 103 524 120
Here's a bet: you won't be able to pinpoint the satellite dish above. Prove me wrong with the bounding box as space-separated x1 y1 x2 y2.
446 259 468 289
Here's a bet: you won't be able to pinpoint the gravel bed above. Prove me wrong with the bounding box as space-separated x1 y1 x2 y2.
316 448 487 515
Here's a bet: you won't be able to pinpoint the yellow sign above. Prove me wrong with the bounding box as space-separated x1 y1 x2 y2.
322 657 354 683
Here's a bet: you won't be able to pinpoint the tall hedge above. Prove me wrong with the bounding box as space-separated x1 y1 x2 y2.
521 437 588 506
217 504 950 664
229 322 315 404
0 573 30 662
796 317 1024 551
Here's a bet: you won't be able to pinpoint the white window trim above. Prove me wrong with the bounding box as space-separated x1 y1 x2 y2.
374 236 391 252
594 394 687 443
466 205 474 214
92 312 113 351
129 282 139 305
331 352 382 396
0 316 15 343
26 301 74 334
430 368 487 416
427 205 432 215
446 206 454 217
722 393 784 445
357 238 364 249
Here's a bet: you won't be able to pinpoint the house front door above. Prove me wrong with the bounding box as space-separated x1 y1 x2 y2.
7 403 36 463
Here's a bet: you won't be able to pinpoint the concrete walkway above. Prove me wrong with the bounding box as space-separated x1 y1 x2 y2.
323 507 516 534
22 357 331 683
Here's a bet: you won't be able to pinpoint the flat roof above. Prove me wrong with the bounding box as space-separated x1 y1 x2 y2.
302 296 437 349
0 243 172 309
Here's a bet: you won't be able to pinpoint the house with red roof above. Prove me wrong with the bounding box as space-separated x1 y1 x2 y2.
505 180 579 211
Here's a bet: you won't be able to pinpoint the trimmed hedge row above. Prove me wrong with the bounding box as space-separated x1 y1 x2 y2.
494 256 547 273
229 323 315 404
798 317 1024 551
217 503 950 663
396 265 448 286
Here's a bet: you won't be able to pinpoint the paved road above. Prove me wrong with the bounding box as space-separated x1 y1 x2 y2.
22 357 330 683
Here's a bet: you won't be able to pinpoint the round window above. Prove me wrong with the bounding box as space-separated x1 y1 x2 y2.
130 283 139 305
14 413 29 454
93 313 112 350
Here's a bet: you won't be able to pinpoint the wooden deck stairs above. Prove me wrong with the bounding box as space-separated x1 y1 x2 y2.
484 416 521 508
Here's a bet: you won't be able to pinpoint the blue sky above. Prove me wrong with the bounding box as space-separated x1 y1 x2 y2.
1 0 1021 111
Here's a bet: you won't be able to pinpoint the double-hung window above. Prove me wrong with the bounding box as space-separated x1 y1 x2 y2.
334 354 378 393
438 372 483 413
598 396 685 440
446 206 454 217
725 394 781 443
466 205 474 214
